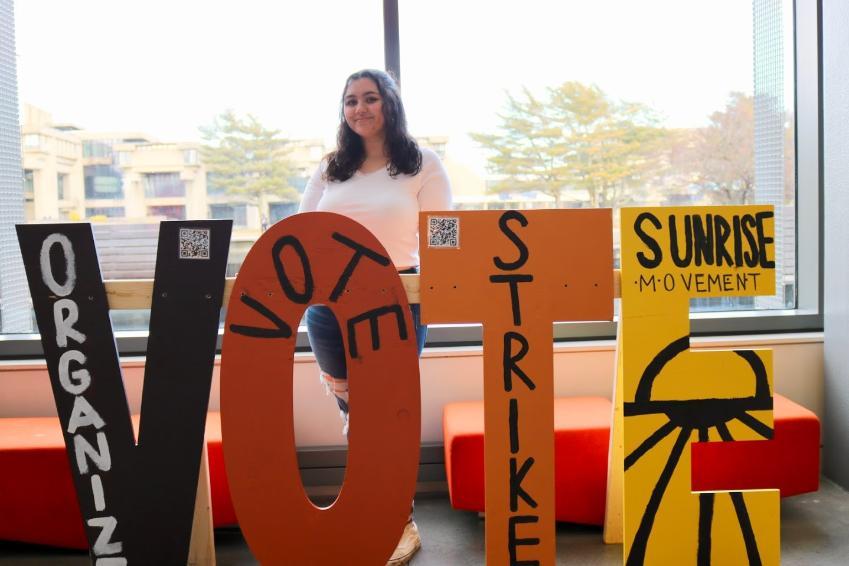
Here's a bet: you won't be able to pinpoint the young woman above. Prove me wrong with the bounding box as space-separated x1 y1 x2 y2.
298 69 452 565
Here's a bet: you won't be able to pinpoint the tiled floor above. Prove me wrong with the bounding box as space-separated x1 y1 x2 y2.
2 478 848 565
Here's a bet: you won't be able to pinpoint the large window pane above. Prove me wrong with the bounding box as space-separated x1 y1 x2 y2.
4 0 814 345
11 0 383 334
402 0 796 312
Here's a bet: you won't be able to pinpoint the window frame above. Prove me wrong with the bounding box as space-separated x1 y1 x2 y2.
0 0 823 359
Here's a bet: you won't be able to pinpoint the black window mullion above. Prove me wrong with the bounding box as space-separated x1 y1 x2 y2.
383 0 401 84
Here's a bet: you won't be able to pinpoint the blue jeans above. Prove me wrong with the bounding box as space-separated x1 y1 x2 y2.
306 270 424 519
305 269 427 415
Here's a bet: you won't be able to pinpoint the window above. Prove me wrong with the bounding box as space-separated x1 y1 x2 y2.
269 202 298 224
82 140 113 159
148 205 186 220
401 0 804 328
9 0 383 340
23 169 33 197
144 172 185 198
0 0 821 351
84 165 124 199
86 206 125 218
57 173 66 200
210 203 248 227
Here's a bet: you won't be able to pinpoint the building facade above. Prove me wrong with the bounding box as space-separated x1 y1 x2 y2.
21 104 324 230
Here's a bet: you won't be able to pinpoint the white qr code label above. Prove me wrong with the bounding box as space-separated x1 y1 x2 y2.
427 216 460 249
179 228 211 260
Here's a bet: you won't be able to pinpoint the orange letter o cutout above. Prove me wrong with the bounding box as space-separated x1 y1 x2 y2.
221 212 421 564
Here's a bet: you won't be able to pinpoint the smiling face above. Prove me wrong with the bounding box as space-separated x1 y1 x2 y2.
343 77 385 142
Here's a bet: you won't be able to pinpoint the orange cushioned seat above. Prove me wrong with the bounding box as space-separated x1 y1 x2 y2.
443 396 612 525
0 412 234 549
691 394 820 497
768 394 821 496
443 394 820 526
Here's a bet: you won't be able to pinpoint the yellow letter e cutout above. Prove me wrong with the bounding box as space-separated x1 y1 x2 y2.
618 205 779 566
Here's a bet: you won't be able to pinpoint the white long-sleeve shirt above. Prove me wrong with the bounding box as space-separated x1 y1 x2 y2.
298 147 453 268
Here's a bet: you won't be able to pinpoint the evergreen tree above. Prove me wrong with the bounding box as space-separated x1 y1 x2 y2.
472 82 666 208
471 88 569 205
200 110 298 217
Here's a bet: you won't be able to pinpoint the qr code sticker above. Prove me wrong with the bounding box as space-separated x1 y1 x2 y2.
179 228 211 260
427 216 460 249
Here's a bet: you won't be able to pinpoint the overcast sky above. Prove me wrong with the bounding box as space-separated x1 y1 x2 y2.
16 0 792 171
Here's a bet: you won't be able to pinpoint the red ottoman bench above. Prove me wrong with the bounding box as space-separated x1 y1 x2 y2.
443 394 820 526
443 396 612 526
692 394 821 497
0 412 234 549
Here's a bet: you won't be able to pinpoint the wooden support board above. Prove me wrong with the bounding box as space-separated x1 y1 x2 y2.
100 272 624 308
188 443 216 566
607 206 780 565
419 209 613 566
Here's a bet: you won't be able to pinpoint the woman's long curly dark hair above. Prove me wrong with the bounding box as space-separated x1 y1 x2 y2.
324 69 422 182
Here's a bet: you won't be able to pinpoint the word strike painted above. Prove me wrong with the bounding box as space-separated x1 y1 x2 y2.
489 210 541 565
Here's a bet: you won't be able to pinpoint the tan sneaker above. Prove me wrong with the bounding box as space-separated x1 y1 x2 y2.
387 521 421 565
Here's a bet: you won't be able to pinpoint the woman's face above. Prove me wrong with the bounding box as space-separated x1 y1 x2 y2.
343 78 385 141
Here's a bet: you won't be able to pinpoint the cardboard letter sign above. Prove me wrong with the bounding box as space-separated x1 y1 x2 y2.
615 206 779 565
17 220 231 564
221 212 420 565
420 210 613 565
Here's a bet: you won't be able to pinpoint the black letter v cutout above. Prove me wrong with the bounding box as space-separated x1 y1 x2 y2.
17 220 231 564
